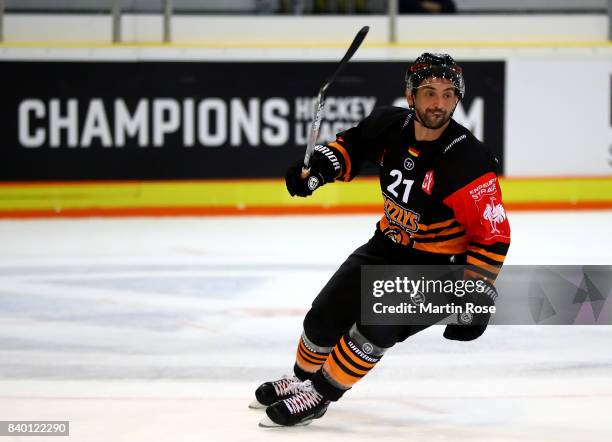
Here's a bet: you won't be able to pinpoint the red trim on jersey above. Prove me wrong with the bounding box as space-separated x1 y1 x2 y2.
422 170 434 195
442 172 511 247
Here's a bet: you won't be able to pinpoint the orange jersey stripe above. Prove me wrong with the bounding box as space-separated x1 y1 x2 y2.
466 256 501 275
412 226 465 239
412 236 468 254
467 246 507 264
418 219 458 231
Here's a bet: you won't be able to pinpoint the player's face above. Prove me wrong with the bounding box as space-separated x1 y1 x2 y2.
407 78 458 130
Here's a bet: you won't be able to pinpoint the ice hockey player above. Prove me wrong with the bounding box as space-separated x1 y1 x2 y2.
251 52 511 427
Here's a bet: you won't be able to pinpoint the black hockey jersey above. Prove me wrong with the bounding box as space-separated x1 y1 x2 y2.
324 106 511 281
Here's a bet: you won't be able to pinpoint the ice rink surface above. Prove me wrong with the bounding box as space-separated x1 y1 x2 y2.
0 211 611 441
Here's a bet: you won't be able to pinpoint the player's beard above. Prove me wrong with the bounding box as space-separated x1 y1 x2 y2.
415 106 452 130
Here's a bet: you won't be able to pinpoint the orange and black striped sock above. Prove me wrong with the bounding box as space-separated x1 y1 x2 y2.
312 325 388 401
294 332 332 380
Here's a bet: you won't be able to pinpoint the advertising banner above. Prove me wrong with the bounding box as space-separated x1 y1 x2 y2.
1 61 505 181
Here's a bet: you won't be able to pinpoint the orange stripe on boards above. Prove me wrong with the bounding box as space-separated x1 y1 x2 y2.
506 201 612 211
1 201 612 219
0 205 382 219
503 175 612 182
0 178 287 188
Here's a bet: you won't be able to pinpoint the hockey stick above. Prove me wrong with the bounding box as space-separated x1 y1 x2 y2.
301 25 369 178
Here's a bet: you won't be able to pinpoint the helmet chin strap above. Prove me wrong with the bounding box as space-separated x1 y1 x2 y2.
408 90 422 124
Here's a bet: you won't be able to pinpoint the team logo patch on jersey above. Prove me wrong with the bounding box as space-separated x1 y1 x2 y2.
482 196 507 234
383 229 402 244
403 158 415 171
307 176 320 191
422 170 434 195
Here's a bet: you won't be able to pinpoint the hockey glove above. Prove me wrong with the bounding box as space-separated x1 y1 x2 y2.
443 281 498 342
285 151 337 197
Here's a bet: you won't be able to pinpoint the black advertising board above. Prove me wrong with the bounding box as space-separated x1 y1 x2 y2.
1 61 504 181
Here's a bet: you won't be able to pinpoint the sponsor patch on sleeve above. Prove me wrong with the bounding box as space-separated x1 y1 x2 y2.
469 176 508 240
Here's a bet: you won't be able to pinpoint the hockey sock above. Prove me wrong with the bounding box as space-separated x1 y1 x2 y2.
294 332 332 380
312 324 388 401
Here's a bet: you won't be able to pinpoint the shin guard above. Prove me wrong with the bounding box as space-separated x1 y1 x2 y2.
313 324 388 401
294 332 332 380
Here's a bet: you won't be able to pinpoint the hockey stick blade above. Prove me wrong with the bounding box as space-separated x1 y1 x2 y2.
302 26 369 173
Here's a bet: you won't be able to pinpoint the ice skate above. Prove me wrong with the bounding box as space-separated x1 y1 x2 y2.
249 374 302 409
258 380 329 427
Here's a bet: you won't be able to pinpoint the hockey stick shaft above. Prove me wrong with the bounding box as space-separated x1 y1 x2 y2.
301 26 369 176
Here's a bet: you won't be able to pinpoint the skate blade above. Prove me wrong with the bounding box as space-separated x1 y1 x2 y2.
248 399 267 410
258 415 313 428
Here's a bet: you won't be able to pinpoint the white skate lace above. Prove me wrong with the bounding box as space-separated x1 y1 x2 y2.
272 375 300 396
283 380 324 414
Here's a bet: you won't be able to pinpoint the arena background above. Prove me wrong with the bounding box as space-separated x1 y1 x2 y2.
0 2 611 441
0 2 611 216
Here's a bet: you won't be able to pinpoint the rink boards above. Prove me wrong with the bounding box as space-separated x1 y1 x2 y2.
0 45 611 216
0 176 611 217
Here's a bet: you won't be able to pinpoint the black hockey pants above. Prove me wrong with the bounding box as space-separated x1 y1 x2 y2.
303 229 463 349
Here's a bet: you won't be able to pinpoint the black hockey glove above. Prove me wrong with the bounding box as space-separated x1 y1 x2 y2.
285 151 337 197
443 281 498 342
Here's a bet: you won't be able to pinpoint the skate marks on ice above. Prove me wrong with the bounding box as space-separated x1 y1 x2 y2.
0 214 611 441
1 380 610 442
0 261 327 383
252 394 611 442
